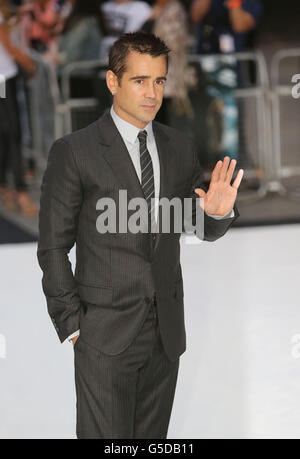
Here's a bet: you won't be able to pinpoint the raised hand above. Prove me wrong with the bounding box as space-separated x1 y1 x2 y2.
194 157 244 216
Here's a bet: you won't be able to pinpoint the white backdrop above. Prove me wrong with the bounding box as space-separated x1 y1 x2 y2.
1 224 300 439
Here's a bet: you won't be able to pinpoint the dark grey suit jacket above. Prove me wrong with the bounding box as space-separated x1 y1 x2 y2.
37 109 239 362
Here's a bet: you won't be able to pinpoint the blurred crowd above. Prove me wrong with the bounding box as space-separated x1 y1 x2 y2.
0 0 263 217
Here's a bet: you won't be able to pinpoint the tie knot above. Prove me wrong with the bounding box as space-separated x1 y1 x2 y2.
138 130 147 143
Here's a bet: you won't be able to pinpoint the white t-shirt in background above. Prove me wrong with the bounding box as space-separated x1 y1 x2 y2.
0 12 18 80
100 1 151 59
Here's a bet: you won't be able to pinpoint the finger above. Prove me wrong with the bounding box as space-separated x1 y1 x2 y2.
232 169 244 190
194 188 205 209
219 156 231 181
194 188 206 198
210 160 223 185
226 159 237 184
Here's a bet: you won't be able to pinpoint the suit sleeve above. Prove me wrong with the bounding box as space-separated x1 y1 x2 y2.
37 138 83 342
188 147 240 242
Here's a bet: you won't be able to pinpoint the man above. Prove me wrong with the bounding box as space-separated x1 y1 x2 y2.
37 32 243 439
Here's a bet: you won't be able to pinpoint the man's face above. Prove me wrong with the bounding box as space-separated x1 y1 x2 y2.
107 51 167 129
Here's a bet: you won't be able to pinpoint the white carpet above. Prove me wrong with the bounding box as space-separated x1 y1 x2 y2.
1 224 300 439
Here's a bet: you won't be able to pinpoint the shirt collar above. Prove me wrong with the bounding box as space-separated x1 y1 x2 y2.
110 105 154 145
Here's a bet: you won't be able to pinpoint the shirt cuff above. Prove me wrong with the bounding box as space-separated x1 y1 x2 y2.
206 209 235 219
68 330 80 342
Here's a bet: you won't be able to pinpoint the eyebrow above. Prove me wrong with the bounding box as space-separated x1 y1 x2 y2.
129 76 167 81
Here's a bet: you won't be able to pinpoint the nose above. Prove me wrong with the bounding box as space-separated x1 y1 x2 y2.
144 82 156 100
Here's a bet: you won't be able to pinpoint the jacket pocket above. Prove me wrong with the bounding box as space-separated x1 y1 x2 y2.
78 283 113 307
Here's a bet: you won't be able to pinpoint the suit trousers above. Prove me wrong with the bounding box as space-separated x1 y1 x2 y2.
74 299 180 439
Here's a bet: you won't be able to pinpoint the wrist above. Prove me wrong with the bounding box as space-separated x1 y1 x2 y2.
226 0 242 9
71 335 80 347
68 330 80 342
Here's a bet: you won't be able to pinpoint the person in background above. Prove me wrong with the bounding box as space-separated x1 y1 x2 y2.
47 0 103 70
100 0 151 60
141 0 191 125
190 0 263 170
19 0 61 53
190 0 263 55
0 0 38 216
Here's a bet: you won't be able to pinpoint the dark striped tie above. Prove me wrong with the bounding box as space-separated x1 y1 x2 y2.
137 130 155 235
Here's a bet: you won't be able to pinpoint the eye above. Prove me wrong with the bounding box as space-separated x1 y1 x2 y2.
135 80 143 84
156 80 165 85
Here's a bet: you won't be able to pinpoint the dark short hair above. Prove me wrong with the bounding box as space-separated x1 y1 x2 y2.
108 32 170 84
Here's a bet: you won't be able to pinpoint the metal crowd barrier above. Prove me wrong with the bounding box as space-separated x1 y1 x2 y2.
30 50 298 204
188 51 271 201
55 59 108 138
270 48 300 201
26 51 60 172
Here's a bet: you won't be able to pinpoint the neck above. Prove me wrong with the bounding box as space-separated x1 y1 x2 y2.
113 102 148 129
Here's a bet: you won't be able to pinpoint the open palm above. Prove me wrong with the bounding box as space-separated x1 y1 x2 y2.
194 157 244 216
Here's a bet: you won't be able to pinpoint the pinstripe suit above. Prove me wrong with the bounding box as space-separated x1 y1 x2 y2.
38 109 239 438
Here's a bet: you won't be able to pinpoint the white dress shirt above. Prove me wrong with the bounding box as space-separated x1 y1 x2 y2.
0 12 18 80
110 105 161 224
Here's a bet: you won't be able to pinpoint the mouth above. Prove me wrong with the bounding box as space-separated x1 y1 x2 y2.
141 105 156 110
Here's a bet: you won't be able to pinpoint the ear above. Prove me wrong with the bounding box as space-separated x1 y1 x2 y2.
106 70 118 96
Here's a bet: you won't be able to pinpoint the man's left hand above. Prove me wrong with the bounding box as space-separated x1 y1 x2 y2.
194 157 244 216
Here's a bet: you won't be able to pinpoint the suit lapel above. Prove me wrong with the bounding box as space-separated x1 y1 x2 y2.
98 110 145 202
97 110 172 250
